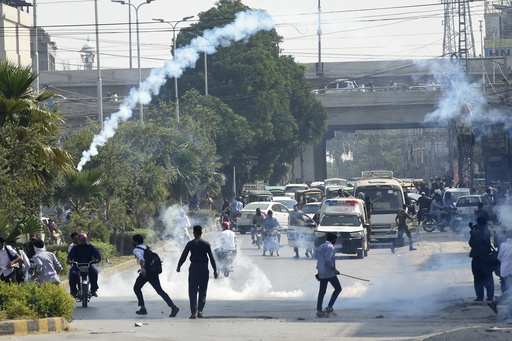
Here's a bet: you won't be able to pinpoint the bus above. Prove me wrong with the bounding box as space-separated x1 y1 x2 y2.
353 171 405 244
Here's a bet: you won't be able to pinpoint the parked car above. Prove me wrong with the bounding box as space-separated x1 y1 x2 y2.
236 202 290 234
272 196 298 210
455 195 497 223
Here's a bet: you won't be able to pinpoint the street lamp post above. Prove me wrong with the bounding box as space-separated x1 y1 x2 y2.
153 16 194 122
112 0 156 124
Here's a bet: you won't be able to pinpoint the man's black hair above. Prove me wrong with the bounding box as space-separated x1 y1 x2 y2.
133 234 144 244
0 236 5 243
33 239 45 248
326 232 337 243
193 225 202 235
70 232 78 238
477 202 484 209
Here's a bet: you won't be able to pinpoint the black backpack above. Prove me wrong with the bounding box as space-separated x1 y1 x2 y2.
136 246 162 276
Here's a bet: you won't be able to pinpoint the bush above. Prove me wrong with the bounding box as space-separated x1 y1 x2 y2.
0 281 75 320
111 229 159 256
55 250 70 277
90 239 116 261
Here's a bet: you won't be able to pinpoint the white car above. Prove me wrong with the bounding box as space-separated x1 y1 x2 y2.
236 202 290 234
272 196 298 210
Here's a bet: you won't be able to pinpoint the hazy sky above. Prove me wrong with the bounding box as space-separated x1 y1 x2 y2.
34 0 487 70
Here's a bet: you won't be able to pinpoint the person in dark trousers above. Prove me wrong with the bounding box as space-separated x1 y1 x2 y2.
132 234 179 317
316 232 342 317
392 206 416 253
67 233 101 297
469 217 494 301
177 225 218 319
416 192 431 224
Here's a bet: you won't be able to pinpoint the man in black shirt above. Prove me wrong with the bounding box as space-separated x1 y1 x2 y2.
67 233 101 297
177 225 218 319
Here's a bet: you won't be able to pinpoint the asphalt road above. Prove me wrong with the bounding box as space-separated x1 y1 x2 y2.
7 227 512 341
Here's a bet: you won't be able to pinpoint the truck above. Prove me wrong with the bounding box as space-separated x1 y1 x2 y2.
353 170 406 245
314 198 370 259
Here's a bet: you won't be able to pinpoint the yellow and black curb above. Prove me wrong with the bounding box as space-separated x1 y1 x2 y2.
0 317 68 335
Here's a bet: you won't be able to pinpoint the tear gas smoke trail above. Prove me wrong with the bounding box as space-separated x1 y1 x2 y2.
76 10 274 171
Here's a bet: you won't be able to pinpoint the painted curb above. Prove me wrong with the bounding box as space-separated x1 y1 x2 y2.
0 317 68 335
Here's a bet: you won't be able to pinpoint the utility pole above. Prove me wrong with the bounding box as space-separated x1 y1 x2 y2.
316 0 323 76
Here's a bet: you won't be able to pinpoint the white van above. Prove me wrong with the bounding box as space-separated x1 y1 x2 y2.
314 198 370 259
354 171 405 244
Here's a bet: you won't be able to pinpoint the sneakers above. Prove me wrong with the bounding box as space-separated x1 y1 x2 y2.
197 311 204 318
91 291 98 297
189 314 197 319
136 308 148 315
325 307 337 316
488 301 498 314
169 305 180 317
316 311 327 318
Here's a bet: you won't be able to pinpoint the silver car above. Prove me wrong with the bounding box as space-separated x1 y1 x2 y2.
456 195 496 223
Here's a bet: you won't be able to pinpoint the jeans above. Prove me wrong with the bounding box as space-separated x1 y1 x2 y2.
134 273 174 308
317 276 342 311
69 265 98 295
189 263 209 314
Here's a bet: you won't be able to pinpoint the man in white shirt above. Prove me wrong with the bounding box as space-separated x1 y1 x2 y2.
219 222 237 251
0 236 21 283
31 239 63 284
489 231 512 319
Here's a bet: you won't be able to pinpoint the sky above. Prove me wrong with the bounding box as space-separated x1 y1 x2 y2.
32 0 488 70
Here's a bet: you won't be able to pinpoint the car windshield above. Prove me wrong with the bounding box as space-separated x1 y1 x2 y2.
302 205 320 214
355 187 403 214
285 186 308 192
274 199 296 209
456 197 481 207
320 215 360 226
244 203 270 211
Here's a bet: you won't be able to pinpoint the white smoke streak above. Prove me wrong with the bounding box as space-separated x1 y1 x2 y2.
77 10 274 171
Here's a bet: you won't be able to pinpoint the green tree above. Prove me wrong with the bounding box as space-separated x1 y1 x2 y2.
0 62 74 222
160 0 327 184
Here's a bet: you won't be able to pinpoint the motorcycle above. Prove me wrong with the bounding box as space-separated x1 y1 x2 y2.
251 225 262 249
262 229 279 256
71 261 96 307
214 248 236 277
422 207 463 233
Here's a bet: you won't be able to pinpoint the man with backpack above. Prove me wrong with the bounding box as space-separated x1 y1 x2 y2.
132 234 180 317
0 236 21 283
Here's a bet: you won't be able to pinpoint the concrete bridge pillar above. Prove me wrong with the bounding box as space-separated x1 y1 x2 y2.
292 138 327 183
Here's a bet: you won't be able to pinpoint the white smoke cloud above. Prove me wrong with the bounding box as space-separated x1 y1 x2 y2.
416 59 512 130
77 10 274 170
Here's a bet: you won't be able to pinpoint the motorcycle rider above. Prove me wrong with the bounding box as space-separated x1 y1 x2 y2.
416 192 431 224
67 233 101 297
215 222 237 269
430 193 445 227
442 191 456 210
225 196 244 221
262 210 281 256
250 208 264 245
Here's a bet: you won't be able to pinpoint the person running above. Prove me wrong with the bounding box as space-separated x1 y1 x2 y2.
177 225 218 319
392 206 416 253
31 239 63 284
132 234 180 317
316 232 342 317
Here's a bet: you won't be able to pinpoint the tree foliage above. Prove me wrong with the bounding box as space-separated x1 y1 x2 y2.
159 0 327 184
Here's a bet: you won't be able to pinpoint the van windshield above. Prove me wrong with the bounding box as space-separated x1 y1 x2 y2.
355 186 404 214
320 215 360 227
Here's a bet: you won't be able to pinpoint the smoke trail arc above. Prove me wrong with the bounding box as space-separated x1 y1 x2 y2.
77 10 274 171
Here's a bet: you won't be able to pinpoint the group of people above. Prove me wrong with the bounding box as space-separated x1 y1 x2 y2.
249 208 282 256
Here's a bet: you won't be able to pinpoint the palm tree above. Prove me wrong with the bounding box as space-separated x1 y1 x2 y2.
0 61 74 193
